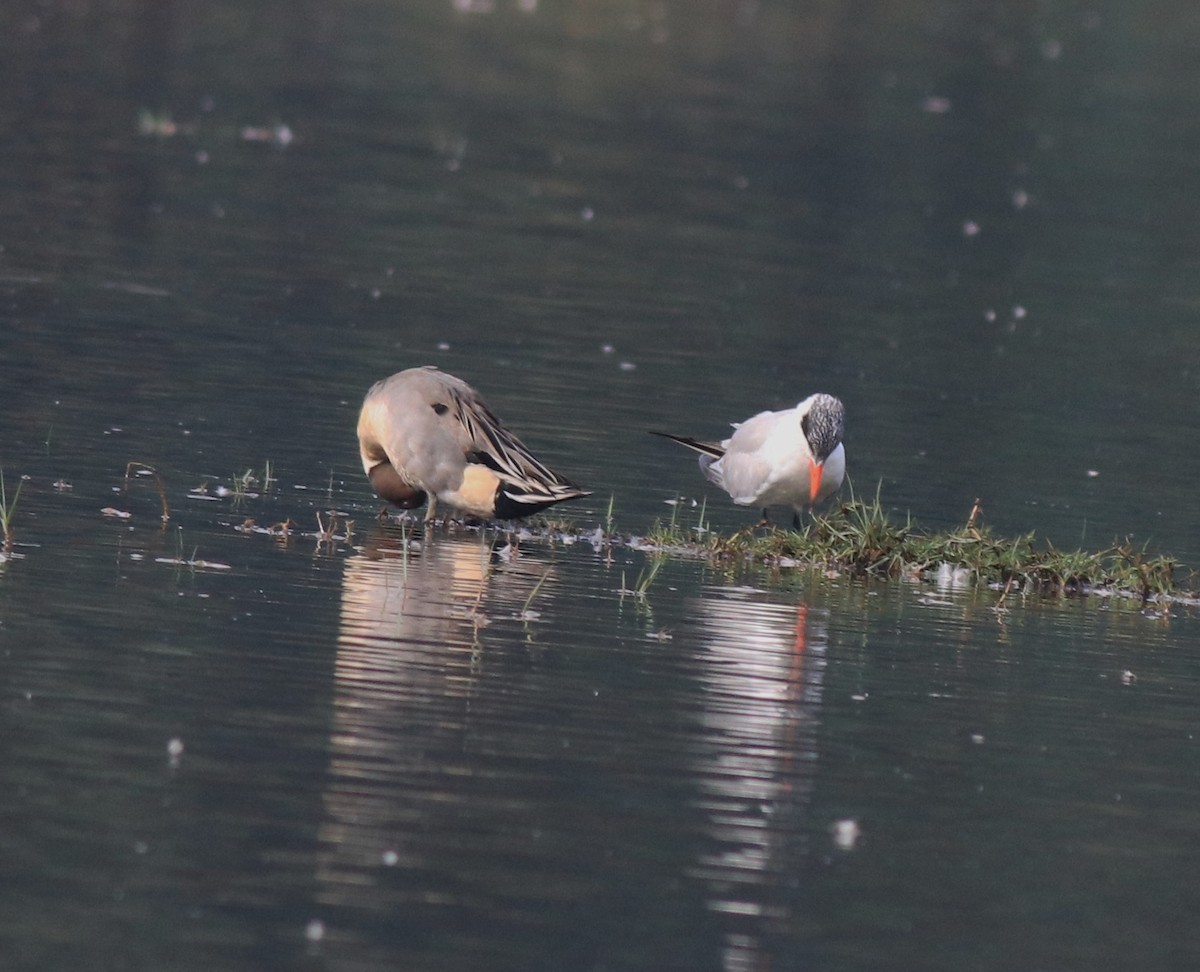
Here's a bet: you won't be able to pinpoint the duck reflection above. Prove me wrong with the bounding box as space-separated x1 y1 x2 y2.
687 587 829 971
317 525 546 907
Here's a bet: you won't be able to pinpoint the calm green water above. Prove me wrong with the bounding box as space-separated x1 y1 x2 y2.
2 2 1200 970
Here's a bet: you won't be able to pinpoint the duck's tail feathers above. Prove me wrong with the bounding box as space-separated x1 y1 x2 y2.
494 483 592 519
649 431 725 460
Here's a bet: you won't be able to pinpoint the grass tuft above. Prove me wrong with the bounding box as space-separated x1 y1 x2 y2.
640 485 1194 604
0 468 23 553
124 462 170 525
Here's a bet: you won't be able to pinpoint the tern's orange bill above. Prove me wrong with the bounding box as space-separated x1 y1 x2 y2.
808 458 824 504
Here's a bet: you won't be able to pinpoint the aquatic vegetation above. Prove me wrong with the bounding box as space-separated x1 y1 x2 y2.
521 567 554 620
620 552 667 601
641 485 1194 605
0 468 23 553
124 462 171 524
154 526 232 572
315 511 355 547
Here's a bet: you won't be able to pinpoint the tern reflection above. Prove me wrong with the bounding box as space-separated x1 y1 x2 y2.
687 587 829 971
318 525 549 908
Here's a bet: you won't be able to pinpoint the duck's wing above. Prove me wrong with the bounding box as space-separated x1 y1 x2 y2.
446 380 590 508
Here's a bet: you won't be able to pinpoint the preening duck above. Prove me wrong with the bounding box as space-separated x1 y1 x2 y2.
357 366 591 521
653 393 846 525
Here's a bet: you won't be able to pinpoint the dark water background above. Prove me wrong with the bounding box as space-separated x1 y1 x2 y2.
2 2 1199 969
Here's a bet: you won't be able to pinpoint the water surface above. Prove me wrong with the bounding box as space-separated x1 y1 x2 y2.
2 2 1200 969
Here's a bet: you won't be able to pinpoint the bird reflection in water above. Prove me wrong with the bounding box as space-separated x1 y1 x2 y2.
687 588 829 971
317 525 548 911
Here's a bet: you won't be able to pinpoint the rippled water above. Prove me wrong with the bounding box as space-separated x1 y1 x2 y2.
3 1 1200 970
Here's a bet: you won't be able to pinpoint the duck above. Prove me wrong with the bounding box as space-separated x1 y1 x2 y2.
357 366 591 521
653 393 845 526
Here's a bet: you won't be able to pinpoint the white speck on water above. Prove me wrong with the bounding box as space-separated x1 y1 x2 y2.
601 343 615 354
1120 669 1137 685
831 818 861 850
305 919 326 943
381 849 399 866
921 95 952 114
971 733 986 745
1087 469 1100 478
167 737 185 767
1012 188 1029 209
437 342 451 351
1012 305 1027 319
619 361 636 371
195 149 209 165
581 206 595 222
370 288 381 299
984 309 997 322
851 693 868 702
962 220 981 237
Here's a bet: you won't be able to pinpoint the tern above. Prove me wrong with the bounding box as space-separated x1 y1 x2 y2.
653 393 846 526
357 366 591 521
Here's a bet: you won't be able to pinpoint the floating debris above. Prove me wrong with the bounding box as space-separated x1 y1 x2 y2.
240 123 294 147
137 109 182 137
936 562 972 589
154 556 233 571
